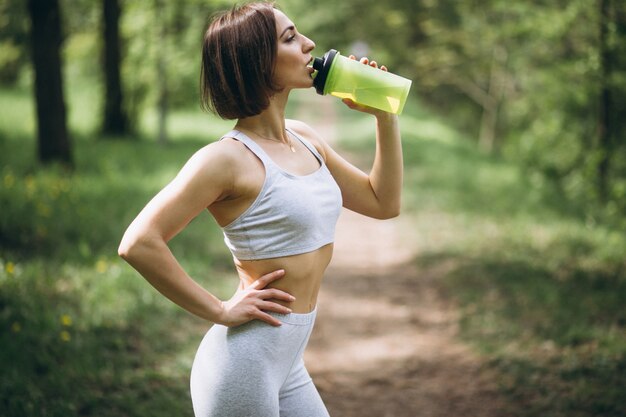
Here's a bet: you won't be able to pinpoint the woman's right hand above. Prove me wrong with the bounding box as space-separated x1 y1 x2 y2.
216 269 295 327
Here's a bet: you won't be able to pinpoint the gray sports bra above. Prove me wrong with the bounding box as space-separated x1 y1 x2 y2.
219 128 343 261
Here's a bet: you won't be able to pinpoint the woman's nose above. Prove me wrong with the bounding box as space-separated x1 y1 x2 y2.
303 35 315 53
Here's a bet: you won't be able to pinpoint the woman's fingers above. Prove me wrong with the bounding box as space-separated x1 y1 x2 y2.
250 269 285 290
250 270 295 301
260 288 296 302
246 299 292 327
252 310 283 327
342 98 367 111
342 98 356 109
349 54 388 71
220 269 299 327
258 300 292 315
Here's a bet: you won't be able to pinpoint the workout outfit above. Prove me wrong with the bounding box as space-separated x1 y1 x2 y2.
190 129 342 417
220 129 342 261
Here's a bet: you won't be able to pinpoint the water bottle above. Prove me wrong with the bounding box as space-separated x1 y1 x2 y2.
312 49 412 115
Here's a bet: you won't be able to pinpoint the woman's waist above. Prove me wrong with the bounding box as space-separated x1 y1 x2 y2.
263 279 323 313
234 244 333 312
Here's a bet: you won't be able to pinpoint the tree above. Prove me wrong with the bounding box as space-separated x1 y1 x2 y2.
596 0 626 203
102 0 128 135
27 0 72 165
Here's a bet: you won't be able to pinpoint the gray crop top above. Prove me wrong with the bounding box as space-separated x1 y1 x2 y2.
219 128 343 261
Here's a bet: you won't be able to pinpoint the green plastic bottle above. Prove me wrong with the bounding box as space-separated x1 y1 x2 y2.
312 49 412 115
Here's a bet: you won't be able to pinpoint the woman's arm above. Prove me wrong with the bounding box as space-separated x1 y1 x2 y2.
296 57 402 219
289 57 403 219
118 141 294 327
290 110 402 219
331 107 402 219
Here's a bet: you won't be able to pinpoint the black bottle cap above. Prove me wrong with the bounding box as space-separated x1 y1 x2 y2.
312 49 338 95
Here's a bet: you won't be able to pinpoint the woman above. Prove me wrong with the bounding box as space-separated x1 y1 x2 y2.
118 2 402 416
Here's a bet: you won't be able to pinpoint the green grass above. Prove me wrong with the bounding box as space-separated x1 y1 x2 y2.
1 84 625 416
0 85 237 416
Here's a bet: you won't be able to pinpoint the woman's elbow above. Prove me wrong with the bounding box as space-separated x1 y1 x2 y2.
117 236 135 261
118 230 144 261
380 208 401 219
388 207 401 219
118 228 164 263
373 204 401 220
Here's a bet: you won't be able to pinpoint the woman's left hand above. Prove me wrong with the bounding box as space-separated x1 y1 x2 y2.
342 56 392 118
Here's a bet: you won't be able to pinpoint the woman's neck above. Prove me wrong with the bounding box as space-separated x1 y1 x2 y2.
235 90 290 141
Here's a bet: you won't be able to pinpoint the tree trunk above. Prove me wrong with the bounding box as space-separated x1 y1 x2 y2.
478 46 507 154
27 0 72 166
597 0 613 201
478 106 497 154
102 0 128 136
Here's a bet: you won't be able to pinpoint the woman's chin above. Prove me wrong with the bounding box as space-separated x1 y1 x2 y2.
303 77 315 88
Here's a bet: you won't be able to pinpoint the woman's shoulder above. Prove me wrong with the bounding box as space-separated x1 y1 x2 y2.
285 119 317 140
181 136 253 181
199 130 272 161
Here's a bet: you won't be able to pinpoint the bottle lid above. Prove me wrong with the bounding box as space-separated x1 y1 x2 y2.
312 49 338 95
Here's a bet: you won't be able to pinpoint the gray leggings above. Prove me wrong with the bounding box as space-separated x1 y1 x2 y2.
190 309 329 417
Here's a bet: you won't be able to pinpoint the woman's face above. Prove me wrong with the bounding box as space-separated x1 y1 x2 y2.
273 9 316 90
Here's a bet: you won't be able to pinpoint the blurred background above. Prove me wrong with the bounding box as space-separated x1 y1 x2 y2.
0 0 624 416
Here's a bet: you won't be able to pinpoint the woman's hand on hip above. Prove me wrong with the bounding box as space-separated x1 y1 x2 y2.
216 269 295 327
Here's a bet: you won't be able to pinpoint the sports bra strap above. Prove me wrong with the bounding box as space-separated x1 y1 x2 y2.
220 130 276 169
222 128 326 168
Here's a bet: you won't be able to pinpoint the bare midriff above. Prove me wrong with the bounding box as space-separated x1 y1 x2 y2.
232 243 334 313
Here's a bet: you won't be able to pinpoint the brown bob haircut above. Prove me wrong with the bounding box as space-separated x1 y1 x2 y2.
200 2 282 120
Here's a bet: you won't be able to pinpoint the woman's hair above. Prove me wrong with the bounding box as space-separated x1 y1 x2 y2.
200 2 281 120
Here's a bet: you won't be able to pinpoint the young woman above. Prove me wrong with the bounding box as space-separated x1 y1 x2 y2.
118 2 402 416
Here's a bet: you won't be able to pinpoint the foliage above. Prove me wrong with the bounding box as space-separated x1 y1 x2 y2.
285 0 626 219
0 83 236 416
2 0 623 216
0 257 195 416
0 0 30 84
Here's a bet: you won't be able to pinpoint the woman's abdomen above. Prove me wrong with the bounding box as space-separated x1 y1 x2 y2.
233 243 333 313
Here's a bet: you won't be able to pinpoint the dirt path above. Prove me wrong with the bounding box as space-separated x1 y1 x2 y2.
295 91 506 417
306 211 505 417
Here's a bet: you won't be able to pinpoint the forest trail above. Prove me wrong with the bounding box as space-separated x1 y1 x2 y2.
296 92 507 417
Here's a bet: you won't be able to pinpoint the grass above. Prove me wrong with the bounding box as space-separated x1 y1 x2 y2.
1 83 625 416
0 84 237 416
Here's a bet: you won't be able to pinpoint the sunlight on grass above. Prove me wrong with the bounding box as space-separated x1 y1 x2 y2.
140 107 235 142
0 87 35 137
66 80 102 136
398 113 461 144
